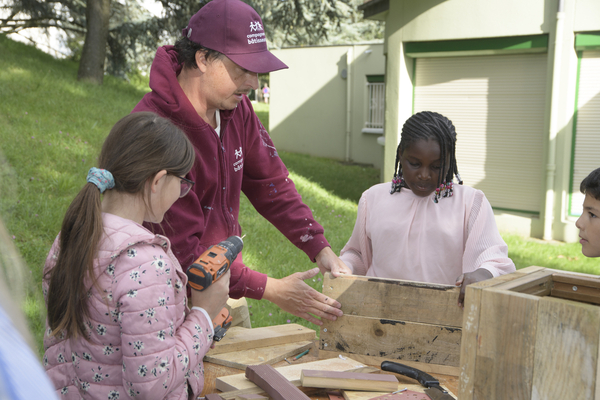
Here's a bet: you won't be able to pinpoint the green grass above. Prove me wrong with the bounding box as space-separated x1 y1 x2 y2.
1 34 598 356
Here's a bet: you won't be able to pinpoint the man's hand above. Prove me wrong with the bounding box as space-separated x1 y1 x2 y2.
262 267 343 326
315 247 352 277
455 268 493 308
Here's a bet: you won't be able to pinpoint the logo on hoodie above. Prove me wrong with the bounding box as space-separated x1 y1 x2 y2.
233 146 244 172
247 21 266 45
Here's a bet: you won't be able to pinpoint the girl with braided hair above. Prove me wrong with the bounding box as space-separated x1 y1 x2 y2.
340 111 515 307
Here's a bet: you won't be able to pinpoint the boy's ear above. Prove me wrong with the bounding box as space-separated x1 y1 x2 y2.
149 170 168 194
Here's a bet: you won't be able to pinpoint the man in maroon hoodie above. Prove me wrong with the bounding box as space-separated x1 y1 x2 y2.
133 0 352 326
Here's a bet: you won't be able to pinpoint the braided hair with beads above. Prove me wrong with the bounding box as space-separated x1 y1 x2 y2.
390 111 463 203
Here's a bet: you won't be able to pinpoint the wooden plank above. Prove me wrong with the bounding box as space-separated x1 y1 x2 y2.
320 314 461 367
551 285 600 305
552 273 600 288
322 273 463 327
318 350 459 376
205 341 313 370
459 267 544 399
300 370 398 392
245 364 311 400
532 296 600 399
472 289 539 399
205 394 225 400
216 356 368 392
208 324 316 355
481 268 555 293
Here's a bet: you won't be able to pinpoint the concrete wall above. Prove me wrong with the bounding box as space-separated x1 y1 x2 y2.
269 43 385 169
378 0 600 242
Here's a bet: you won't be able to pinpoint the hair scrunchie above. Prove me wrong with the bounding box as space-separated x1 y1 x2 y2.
87 167 115 194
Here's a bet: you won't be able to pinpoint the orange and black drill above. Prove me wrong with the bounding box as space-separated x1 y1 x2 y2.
186 236 243 341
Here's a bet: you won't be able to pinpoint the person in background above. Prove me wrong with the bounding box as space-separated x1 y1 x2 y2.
42 112 229 399
339 111 516 307
262 83 270 104
576 167 600 258
132 0 350 327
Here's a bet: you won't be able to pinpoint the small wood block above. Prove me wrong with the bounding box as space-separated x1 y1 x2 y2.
217 356 367 392
301 370 398 392
235 394 267 400
245 364 311 400
209 324 316 355
205 394 225 400
205 340 313 370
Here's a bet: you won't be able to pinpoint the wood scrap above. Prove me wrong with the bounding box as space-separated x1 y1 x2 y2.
216 356 368 392
208 324 316 355
321 351 459 376
327 391 345 400
300 370 398 392
204 394 224 400
319 350 460 377
245 364 310 400
205 340 313 370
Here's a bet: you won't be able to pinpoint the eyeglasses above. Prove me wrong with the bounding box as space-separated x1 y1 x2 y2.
169 173 195 198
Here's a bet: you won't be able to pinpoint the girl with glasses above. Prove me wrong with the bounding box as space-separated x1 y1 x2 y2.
42 112 229 399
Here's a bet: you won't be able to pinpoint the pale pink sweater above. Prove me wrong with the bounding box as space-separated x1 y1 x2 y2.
340 183 515 284
42 213 213 399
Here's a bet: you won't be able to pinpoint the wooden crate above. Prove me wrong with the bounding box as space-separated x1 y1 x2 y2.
460 266 600 399
319 273 463 375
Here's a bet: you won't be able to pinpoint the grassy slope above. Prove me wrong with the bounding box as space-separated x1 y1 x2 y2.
1 35 598 354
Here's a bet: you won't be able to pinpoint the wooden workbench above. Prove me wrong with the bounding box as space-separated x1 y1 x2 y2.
200 344 459 399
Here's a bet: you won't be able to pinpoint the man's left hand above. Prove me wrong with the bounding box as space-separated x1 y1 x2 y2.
455 268 493 308
263 267 343 326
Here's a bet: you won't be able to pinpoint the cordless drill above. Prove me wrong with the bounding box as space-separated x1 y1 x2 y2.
186 236 244 341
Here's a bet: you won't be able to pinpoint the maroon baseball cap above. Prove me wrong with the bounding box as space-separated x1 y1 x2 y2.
182 0 288 74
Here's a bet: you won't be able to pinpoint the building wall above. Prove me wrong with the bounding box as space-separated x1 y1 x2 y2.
379 0 600 242
269 44 385 169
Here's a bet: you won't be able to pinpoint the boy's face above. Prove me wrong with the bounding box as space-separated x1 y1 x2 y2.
575 193 600 257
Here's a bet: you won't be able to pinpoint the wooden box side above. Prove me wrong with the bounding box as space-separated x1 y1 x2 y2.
320 314 461 366
459 266 547 399
321 273 463 327
532 296 600 398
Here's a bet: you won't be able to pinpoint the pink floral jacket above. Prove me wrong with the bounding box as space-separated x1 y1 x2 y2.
42 213 213 399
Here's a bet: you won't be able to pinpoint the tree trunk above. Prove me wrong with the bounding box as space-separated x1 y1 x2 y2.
77 0 111 84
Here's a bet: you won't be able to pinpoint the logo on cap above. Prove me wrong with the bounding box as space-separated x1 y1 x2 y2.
250 21 262 32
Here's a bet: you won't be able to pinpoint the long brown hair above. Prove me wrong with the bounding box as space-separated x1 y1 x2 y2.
46 112 195 339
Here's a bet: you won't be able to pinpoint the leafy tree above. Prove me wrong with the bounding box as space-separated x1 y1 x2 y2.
0 0 383 83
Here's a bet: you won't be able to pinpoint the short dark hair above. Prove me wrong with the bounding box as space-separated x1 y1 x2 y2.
174 36 224 69
580 168 600 200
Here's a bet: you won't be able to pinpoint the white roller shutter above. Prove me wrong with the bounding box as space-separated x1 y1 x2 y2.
570 51 600 216
414 53 547 214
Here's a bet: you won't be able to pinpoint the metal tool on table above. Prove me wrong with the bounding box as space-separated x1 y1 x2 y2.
381 361 454 400
186 235 244 341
